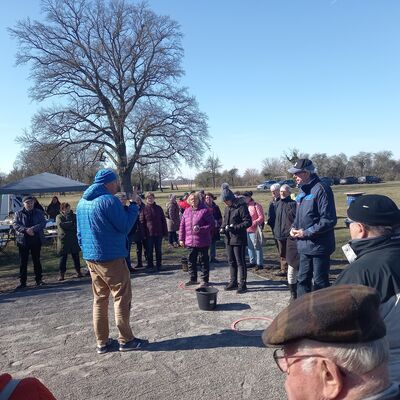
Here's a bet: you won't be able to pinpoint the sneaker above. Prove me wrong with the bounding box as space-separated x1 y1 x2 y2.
247 263 256 269
185 280 199 287
119 338 148 352
224 282 238 291
97 338 113 355
15 283 27 290
237 284 248 294
36 280 45 286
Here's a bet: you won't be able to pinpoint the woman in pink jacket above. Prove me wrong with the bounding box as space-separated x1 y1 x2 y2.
243 191 265 270
179 192 214 287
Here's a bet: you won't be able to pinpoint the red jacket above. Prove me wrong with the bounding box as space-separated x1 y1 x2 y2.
0 374 56 400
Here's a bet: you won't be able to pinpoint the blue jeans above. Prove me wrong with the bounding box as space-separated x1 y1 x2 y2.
297 253 330 297
247 232 263 266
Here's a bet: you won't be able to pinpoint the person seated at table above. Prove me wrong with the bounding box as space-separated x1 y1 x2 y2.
46 196 61 221
56 202 82 281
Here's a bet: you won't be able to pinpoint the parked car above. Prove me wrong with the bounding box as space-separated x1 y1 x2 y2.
358 175 382 184
277 179 296 188
256 180 277 191
339 176 358 185
320 177 334 186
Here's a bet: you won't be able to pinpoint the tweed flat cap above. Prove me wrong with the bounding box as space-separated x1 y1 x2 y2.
263 285 386 347
348 194 400 226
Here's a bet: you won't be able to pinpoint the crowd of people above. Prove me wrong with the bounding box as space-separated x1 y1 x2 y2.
7 159 400 398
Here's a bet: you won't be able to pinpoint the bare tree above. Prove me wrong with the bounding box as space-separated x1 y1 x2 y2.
10 0 208 193
242 168 261 186
203 155 222 189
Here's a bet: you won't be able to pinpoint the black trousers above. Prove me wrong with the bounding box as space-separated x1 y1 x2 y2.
59 252 81 274
18 244 42 284
226 244 247 284
146 235 163 269
188 247 210 283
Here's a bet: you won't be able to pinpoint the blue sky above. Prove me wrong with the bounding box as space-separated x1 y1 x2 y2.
1 0 400 179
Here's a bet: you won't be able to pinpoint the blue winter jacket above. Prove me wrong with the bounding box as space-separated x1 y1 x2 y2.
293 175 337 256
76 184 138 262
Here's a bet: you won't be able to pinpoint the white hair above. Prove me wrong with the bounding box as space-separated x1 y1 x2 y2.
280 184 291 193
270 183 281 191
297 338 389 375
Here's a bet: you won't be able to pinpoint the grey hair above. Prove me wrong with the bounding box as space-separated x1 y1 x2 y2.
363 224 393 237
298 338 389 375
280 184 291 193
270 183 281 191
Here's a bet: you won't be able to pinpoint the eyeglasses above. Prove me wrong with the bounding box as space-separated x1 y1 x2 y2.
273 348 346 376
344 218 354 228
273 348 326 374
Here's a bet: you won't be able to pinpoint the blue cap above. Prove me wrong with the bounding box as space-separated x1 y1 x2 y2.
94 169 118 184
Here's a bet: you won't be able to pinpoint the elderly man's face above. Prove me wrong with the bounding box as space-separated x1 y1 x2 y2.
23 199 34 211
280 188 290 199
293 171 311 186
271 189 280 199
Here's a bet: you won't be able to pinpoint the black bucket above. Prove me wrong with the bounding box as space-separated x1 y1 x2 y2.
195 287 219 311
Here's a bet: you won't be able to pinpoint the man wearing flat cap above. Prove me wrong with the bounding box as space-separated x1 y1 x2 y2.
77 169 147 354
288 158 337 297
335 194 400 381
263 285 400 399
13 195 47 289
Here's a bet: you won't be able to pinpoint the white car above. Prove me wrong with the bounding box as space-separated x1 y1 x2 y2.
256 180 277 191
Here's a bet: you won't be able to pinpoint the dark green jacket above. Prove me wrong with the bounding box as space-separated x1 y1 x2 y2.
56 211 81 256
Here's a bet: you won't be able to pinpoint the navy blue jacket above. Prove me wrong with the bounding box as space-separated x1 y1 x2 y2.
13 208 47 246
293 175 337 256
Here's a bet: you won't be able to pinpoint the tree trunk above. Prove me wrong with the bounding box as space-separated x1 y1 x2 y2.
118 167 133 195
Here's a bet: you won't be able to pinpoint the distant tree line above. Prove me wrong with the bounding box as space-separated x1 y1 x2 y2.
194 150 400 188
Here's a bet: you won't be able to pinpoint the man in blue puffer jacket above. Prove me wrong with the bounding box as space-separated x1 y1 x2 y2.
288 159 337 297
77 169 147 354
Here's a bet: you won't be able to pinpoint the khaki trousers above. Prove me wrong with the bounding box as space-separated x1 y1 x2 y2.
87 258 134 346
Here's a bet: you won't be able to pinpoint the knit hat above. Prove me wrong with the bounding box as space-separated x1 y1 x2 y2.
263 285 386 347
220 183 235 202
347 194 400 226
94 169 117 184
22 195 34 203
288 158 315 174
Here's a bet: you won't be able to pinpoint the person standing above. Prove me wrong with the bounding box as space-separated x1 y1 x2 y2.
179 192 214 287
204 192 223 263
13 195 47 289
288 158 337 297
243 191 265 271
140 192 168 272
56 202 82 280
165 194 180 249
220 183 252 294
77 169 146 354
267 183 281 257
46 196 61 221
273 184 296 277
130 195 146 269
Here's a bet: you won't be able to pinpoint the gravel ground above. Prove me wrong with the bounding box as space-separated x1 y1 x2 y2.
0 262 288 399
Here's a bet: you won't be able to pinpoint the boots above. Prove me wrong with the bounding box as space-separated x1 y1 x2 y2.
288 283 297 303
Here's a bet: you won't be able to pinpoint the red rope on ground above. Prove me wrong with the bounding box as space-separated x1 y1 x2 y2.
231 316 273 336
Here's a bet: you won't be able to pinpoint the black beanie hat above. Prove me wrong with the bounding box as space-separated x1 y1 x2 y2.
348 194 400 226
220 183 235 202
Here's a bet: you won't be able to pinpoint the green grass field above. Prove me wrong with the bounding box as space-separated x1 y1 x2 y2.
0 181 398 292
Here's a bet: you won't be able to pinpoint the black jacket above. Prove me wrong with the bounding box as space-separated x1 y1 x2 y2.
267 197 280 231
334 234 400 303
222 199 252 246
273 196 296 240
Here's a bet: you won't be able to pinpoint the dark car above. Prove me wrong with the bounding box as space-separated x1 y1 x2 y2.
339 176 359 185
358 175 382 184
320 177 334 186
278 179 296 188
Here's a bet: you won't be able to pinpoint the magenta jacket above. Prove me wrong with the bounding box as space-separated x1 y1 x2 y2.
179 202 214 248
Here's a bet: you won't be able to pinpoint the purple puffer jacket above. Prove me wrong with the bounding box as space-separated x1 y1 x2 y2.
179 202 214 248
